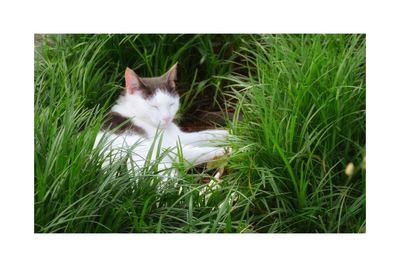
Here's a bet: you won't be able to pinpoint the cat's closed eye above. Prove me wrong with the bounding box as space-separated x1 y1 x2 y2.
150 105 159 110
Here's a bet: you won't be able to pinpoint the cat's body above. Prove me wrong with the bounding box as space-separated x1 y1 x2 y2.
94 63 229 177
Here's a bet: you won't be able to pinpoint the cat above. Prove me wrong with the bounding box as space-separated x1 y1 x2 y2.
94 63 230 178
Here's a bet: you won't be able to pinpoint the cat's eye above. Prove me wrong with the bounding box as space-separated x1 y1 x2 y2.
169 103 175 107
151 105 159 110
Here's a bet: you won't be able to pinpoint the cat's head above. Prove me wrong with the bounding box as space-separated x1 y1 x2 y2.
123 63 180 128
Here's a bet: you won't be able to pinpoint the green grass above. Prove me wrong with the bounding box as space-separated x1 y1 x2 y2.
34 34 365 233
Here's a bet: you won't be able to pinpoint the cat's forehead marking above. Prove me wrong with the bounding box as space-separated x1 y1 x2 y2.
140 76 178 99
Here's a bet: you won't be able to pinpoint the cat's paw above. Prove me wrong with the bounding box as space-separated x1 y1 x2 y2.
208 129 229 141
206 147 232 170
212 146 232 160
216 129 229 137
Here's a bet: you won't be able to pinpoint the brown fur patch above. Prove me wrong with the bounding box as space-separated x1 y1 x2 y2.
138 76 178 99
102 112 147 137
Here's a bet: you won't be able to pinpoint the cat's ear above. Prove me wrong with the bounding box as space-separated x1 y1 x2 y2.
164 62 178 89
125 67 143 94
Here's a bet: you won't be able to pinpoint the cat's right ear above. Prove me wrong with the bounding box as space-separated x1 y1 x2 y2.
125 67 143 94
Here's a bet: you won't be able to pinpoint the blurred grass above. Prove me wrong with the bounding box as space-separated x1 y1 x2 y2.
34 34 365 233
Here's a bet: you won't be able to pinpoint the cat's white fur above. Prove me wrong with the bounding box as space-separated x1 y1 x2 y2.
95 67 229 178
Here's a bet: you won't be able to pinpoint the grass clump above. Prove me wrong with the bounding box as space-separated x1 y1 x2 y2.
227 34 365 232
35 34 365 233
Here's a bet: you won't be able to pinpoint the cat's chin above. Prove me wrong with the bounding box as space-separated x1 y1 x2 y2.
159 123 171 129
149 121 169 130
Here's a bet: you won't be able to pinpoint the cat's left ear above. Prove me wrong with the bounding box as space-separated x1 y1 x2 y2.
164 62 178 89
125 67 143 94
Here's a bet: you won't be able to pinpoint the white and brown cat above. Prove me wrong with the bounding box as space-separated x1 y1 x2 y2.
95 63 230 177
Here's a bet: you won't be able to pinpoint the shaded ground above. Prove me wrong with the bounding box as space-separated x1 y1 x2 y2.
179 110 235 132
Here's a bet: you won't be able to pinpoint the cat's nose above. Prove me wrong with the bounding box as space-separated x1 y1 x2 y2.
162 115 171 124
